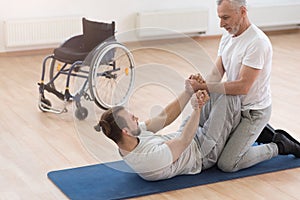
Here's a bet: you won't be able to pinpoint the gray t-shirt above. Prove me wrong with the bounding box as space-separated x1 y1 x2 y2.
121 122 203 181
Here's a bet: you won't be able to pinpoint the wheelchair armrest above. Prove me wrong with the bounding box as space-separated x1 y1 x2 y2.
59 34 85 50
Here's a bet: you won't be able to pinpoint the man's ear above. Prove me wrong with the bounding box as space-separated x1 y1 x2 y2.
240 6 247 16
121 127 130 136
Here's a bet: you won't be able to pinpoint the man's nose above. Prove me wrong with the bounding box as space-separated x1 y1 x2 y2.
220 19 225 28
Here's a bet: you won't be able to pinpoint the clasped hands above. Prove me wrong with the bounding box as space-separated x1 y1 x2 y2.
185 73 209 110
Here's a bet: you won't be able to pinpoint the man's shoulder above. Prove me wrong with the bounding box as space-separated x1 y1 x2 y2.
250 24 270 40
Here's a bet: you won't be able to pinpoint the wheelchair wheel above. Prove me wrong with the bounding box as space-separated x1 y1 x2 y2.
89 42 135 110
75 106 88 120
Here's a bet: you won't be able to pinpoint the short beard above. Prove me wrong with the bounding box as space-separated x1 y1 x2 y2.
231 17 244 36
230 24 240 36
131 127 141 136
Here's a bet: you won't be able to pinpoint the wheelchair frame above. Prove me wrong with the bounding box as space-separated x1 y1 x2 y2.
38 41 135 120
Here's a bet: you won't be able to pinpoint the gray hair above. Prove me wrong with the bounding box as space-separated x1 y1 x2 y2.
216 0 247 8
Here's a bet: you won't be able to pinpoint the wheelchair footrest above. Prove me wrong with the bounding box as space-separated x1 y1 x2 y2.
39 83 65 100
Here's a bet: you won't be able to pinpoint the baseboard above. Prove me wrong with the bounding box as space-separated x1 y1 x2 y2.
0 48 54 57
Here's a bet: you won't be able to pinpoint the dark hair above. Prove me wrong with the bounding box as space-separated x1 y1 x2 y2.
94 106 128 143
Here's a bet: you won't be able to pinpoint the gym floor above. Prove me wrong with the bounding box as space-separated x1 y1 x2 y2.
0 29 299 199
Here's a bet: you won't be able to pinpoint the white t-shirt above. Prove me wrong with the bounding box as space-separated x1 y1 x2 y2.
218 24 272 110
121 122 203 181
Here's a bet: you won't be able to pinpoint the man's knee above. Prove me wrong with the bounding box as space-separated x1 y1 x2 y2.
217 155 238 173
213 94 241 110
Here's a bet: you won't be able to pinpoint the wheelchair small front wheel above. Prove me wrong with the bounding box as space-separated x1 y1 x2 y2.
89 42 135 110
75 107 88 120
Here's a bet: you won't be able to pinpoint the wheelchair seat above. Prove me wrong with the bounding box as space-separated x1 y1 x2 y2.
53 17 115 64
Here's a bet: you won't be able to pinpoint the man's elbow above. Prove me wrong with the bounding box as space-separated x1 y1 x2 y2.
237 84 252 95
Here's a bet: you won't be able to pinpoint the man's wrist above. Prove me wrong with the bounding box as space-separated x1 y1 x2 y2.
184 88 194 96
199 82 208 90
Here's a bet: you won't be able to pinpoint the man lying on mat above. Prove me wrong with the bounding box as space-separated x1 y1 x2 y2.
95 74 300 181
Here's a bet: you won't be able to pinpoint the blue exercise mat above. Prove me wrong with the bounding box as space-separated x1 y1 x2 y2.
48 155 300 200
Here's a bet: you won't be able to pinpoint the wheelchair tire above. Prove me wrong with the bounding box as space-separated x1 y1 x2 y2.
75 107 88 120
89 42 135 110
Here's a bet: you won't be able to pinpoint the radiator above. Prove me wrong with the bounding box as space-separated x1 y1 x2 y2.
136 8 209 38
4 17 82 47
248 4 300 30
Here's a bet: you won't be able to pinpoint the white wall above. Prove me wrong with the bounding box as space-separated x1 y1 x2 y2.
248 0 300 6
0 0 299 52
0 0 221 52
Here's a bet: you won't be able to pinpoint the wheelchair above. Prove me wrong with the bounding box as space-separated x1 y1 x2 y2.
38 18 135 120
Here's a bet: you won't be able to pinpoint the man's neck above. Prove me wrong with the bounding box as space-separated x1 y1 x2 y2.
118 137 139 156
234 18 251 37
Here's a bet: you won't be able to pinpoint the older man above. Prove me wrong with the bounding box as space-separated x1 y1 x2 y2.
188 0 300 172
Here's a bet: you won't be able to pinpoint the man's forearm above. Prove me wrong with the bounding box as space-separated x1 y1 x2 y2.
203 63 260 95
165 108 201 162
179 109 201 146
162 90 192 127
165 90 209 162
202 80 249 95
145 89 192 133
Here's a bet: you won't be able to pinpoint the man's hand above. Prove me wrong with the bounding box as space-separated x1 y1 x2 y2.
187 73 207 93
189 73 206 84
191 90 210 110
